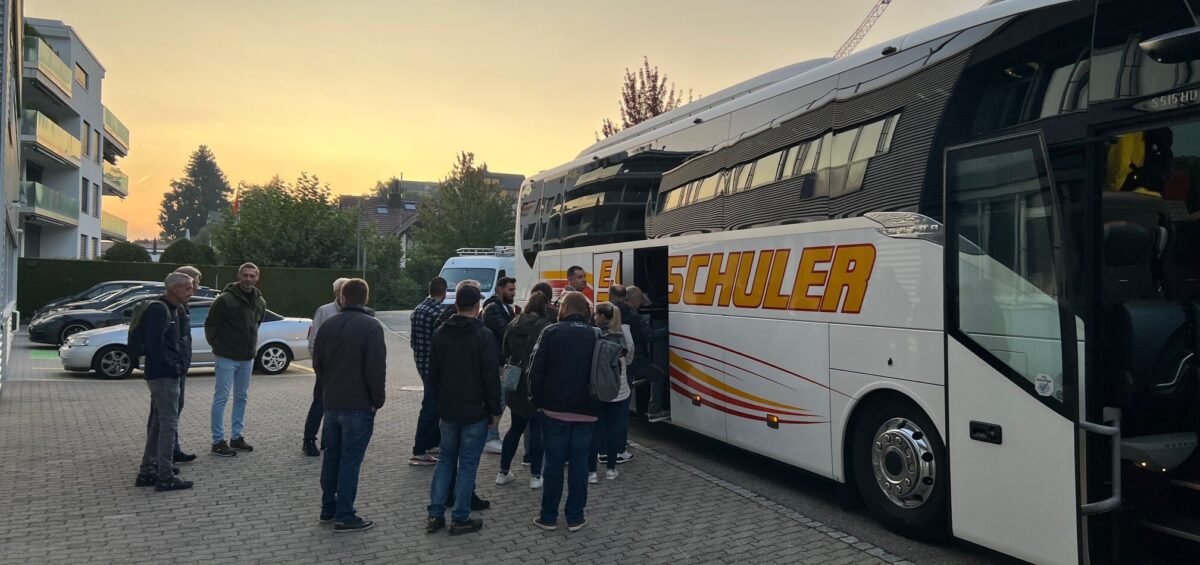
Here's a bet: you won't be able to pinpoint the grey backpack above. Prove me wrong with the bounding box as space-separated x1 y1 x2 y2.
589 328 625 402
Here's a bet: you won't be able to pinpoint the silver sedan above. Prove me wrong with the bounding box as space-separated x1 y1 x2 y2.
59 299 312 379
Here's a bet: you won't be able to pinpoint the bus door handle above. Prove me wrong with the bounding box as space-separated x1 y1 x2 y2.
1079 408 1121 516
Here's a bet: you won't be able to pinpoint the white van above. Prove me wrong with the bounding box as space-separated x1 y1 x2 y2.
437 247 515 306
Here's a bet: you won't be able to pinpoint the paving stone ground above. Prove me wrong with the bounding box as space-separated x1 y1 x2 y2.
0 319 914 564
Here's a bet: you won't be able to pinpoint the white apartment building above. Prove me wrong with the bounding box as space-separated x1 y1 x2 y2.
0 0 24 396
20 17 128 259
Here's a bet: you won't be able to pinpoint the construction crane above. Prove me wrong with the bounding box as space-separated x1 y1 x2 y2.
833 0 894 59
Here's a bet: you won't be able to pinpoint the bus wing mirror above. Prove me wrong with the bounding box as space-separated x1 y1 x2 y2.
1140 26 1200 64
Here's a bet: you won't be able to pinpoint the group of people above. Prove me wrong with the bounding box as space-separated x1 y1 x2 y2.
136 262 268 491
410 266 669 535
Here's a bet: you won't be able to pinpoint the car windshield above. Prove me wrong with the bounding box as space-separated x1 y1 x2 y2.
439 267 496 292
87 289 123 303
103 295 149 312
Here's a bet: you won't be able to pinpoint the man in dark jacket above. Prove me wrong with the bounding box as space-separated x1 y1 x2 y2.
481 276 517 452
205 262 266 457
528 292 598 532
314 278 386 533
425 285 500 536
135 273 194 492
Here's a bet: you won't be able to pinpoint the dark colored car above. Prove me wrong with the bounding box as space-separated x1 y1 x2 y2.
29 294 160 345
31 280 153 319
38 284 217 322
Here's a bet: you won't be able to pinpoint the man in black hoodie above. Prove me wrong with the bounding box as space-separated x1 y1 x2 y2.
425 285 500 536
314 279 386 533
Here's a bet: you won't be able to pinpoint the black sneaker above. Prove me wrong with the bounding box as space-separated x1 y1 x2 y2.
522 453 531 466
303 439 320 457
533 517 557 531
211 441 237 457
172 452 197 463
448 518 483 535
567 518 588 532
470 493 491 511
334 518 374 533
319 514 335 524
154 476 193 492
134 473 157 487
230 437 254 452
425 516 445 534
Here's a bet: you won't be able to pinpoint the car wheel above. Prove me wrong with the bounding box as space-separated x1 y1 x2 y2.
851 396 948 540
255 344 291 374
93 345 135 380
59 323 91 345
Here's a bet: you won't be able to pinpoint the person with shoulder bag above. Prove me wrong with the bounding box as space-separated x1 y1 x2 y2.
495 292 551 489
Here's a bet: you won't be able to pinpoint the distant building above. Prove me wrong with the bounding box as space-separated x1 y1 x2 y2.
481 170 524 200
20 18 131 259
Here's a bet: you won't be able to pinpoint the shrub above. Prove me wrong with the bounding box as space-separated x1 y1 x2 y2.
160 239 217 265
102 241 151 263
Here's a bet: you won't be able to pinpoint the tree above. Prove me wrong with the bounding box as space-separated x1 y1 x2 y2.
101 241 151 263
160 239 217 265
599 56 690 138
371 177 403 200
210 173 358 268
159 145 232 240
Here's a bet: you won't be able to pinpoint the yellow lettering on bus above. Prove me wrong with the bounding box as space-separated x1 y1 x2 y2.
789 246 834 312
667 255 688 304
733 250 773 309
821 244 876 313
762 249 793 310
701 252 744 307
683 254 713 305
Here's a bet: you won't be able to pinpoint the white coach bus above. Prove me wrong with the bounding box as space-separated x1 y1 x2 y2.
515 1 1200 563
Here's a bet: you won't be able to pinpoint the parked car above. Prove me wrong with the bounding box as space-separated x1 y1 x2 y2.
35 284 217 322
31 280 154 319
29 294 161 345
58 297 312 379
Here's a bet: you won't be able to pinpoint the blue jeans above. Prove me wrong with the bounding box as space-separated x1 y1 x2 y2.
589 398 630 472
411 368 440 455
540 416 593 525
320 408 375 522
211 356 252 444
428 418 488 522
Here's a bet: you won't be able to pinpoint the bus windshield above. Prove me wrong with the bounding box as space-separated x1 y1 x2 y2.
439 268 496 292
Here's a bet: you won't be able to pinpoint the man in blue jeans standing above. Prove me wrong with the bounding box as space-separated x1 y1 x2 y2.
314 278 386 533
425 284 501 536
528 291 599 532
206 262 266 457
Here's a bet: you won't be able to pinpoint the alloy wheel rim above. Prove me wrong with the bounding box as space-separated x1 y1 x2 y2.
100 350 131 377
262 348 287 372
871 417 936 509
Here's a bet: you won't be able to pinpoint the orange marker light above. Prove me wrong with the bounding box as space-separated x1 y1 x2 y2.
691 394 702 406
767 414 780 429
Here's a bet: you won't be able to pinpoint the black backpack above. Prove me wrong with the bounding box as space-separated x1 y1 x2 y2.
127 299 172 360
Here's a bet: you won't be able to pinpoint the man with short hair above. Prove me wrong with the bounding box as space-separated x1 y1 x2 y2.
480 276 517 454
425 285 501 536
409 277 447 466
627 286 670 422
207 262 266 457
528 292 599 532
135 272 195 492
315 278 386 533
566 266 588 294
166 265 201 463
304 277 350 456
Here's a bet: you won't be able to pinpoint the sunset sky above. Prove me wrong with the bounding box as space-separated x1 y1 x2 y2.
27 0 977 239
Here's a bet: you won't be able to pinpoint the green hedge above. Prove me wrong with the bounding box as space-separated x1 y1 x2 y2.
18 258 378 320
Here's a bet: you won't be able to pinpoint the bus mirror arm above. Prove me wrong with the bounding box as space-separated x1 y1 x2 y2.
1079 409 1122 516
1139 26 1200 64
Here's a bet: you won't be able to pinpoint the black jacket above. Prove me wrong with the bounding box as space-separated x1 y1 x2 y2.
528 314 598 417
142 298 188 380
314 305 387 411
204 283 266 361
430 314 502 423
482 299 516 361
501 312 550 418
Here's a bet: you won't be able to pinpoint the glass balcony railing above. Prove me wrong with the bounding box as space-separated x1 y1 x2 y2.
102 162 130 197
23 38 73 96
20 181 79 226
101 211 128 241
103 106 130 152
20 109 81 167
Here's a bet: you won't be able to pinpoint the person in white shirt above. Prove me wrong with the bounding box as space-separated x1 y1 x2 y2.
303 278 349 456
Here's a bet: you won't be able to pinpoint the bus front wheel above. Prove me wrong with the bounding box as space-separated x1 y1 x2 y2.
851 397 948 540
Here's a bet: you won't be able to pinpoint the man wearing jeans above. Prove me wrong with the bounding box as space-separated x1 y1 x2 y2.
304 277 348 457
408 276 447 466
206 262 266 457
528 292 599 532
314 279 386 533
425 285 500 536
135 272 194 492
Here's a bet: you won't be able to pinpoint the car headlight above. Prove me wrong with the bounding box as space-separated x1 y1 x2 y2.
65 336 88 346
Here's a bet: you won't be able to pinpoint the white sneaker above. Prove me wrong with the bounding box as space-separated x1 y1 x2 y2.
495 471 516 485
615 451 634 464
530 476 543 489
484 440 503 454
605 469 619 480
588 472 598 484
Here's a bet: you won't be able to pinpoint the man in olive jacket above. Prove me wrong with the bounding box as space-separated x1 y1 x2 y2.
206 262 267 457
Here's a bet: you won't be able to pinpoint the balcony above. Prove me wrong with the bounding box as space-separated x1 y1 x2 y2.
101 211 128 241
102 106 130 156
21 109 81 168
20 181 79 227
22 38 73 102
102 162 129 198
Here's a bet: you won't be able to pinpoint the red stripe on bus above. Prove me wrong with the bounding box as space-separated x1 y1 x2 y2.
669 367 813 417
670 383 827 425
671 332 850 398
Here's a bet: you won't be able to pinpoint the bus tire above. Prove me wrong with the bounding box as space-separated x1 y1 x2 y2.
851 396 948 540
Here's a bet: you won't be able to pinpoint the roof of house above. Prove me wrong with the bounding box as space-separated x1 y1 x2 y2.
339 195 420 236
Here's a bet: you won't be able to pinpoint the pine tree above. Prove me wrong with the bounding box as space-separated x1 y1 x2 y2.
159 145 232 240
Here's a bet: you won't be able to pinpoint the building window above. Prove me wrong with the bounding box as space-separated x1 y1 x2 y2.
93 130 101 162
80 235 88 258
376 206 389 214
83 120 92 157
74 64 88 89
81 177 89 214
92 183 100 218
92 238 99 258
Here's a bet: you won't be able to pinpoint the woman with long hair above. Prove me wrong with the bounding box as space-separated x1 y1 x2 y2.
495 291 552 488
